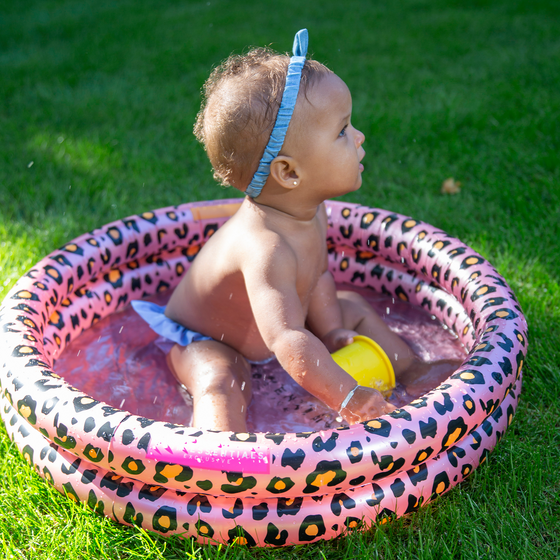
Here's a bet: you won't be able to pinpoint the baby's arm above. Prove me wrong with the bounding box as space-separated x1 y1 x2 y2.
305 270 357 353
244 246 393 421
309 278 461 399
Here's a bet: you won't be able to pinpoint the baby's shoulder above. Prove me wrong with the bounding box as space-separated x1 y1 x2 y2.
239 223 294 265
225 213 294 268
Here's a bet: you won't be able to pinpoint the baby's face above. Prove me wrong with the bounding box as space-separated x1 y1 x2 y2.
287 73 365 199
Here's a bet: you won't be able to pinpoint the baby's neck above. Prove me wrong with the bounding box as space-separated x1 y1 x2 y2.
251 199 320 222
249 190 325 222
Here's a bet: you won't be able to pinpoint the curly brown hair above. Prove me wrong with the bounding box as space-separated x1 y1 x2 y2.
194 47 332 190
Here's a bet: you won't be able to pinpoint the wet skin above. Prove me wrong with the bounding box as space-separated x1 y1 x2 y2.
165 74 459 430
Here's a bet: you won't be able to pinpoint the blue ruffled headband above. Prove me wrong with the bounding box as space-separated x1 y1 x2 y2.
245 29 309 199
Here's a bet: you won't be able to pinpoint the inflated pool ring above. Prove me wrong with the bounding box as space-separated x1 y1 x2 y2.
0 199 526 546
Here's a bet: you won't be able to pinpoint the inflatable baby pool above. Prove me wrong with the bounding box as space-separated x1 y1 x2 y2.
0 199 526 546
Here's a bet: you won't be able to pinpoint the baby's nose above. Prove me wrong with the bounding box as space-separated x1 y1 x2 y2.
355 129 365 148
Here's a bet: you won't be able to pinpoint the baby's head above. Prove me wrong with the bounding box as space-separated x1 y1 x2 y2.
194 46 332 191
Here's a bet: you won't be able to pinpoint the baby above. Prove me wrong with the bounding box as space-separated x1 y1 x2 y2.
133 30 457 431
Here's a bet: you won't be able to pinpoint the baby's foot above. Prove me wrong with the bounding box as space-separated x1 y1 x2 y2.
402 359 461 398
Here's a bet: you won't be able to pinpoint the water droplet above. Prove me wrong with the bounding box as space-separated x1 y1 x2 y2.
386 307 390 315
241 382 246 391
119 399 126 408
27 161 34 168
119 326 124 334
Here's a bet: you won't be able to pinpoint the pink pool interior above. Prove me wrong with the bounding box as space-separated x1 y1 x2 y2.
55 285 466 433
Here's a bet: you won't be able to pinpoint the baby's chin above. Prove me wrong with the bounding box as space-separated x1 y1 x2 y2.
348 175 363 194
335 173 363 197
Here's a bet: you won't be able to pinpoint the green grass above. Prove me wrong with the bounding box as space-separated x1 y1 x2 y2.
1 0 559 558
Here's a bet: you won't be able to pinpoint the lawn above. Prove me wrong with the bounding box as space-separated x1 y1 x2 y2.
1 0 559 558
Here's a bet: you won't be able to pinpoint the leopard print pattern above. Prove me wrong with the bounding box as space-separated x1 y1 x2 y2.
0 199 527 546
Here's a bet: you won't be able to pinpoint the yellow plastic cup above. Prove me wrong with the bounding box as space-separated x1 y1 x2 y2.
331 335 396 397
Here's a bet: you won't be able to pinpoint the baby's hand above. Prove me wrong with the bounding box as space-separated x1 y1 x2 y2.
322 328 358 353
339 386 396 425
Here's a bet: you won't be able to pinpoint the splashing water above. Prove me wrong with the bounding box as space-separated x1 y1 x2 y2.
56 285 465 432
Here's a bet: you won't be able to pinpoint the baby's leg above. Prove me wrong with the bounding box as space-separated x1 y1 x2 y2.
337 290 415 376
167 340 252 431
337 290 460 396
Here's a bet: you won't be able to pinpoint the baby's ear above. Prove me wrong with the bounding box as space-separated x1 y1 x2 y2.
269 155 300 190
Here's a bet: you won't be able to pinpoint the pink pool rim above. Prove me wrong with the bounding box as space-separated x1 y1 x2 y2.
0 198 527 546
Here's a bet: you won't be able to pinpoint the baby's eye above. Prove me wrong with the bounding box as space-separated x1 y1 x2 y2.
339 125 348 137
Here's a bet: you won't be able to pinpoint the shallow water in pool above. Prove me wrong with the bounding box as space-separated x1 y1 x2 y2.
55 285 466 432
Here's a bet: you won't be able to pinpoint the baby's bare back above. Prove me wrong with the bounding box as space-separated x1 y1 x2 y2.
165 199 328 362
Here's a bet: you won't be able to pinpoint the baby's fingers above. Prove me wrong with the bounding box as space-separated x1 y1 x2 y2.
323 328 358 353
